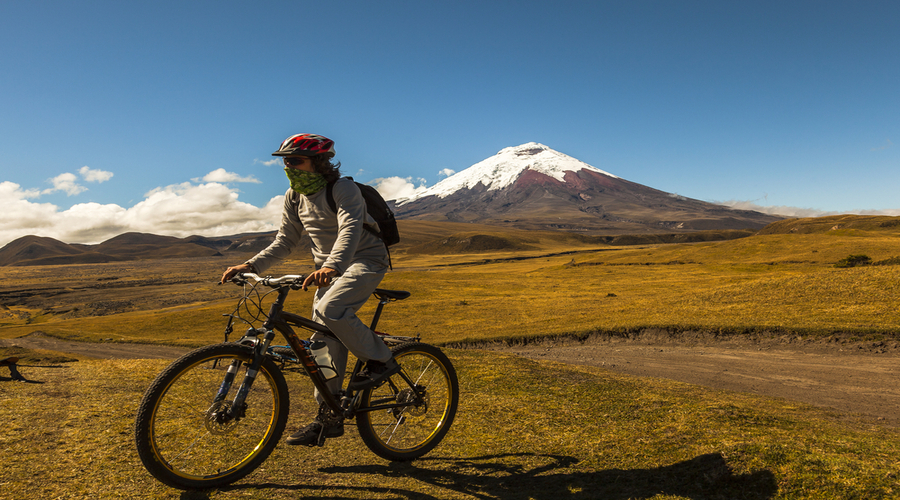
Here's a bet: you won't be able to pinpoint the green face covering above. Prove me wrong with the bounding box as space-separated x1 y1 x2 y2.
284 167 327 195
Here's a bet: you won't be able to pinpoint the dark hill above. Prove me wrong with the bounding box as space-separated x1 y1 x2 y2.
407 233 537 254
224 232 282 254
0 232 266 267
0 236 118 267
183 235 236 252
757 215 900 235
92 232 222 259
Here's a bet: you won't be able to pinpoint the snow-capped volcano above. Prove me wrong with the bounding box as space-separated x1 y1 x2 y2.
394 142 781 233
398 142 616 205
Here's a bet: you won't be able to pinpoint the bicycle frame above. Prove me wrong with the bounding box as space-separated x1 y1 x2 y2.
136 273 457 488
223 274 421 421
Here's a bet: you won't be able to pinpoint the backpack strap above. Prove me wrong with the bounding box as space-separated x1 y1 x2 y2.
289 188 301 213
325 180 338 214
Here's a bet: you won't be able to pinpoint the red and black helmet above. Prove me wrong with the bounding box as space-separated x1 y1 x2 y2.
272 133 336 157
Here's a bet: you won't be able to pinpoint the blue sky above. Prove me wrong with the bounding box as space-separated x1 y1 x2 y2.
1 1 898 246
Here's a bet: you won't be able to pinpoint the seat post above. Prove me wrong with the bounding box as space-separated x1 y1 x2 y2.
369 297 389 331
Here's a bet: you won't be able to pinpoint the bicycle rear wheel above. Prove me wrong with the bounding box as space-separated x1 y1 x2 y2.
356 342 458 461
134 343 289 489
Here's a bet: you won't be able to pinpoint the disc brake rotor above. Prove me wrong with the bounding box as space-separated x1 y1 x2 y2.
205 401 240 435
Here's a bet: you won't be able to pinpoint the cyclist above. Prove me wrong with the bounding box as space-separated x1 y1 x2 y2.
220 133 398 446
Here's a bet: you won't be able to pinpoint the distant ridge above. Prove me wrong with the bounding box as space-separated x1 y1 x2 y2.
6 215 900 267
0 235 121 267
757 215 900 235
0 232 276 267
395 142 783 233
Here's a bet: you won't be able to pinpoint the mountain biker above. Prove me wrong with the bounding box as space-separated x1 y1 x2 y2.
219 133 398 446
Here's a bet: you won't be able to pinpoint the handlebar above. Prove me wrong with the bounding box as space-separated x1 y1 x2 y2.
231 273 306 288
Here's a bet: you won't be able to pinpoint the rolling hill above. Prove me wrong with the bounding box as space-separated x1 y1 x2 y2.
0 232 265 267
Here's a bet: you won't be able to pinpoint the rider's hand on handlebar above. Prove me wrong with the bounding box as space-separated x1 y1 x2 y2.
302 267 337 291
220 263 253 285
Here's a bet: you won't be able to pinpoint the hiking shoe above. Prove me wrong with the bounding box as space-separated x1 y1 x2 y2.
285 402 344 446
346 358 401 392
285 420 344 446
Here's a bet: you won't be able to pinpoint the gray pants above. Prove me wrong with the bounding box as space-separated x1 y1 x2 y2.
310 260 392 401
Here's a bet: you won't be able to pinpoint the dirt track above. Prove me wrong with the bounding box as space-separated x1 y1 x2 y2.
3 331 898 427
485 332 900 427
0 331 190 360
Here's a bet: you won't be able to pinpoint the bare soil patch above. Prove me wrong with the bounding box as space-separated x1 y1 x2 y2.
4 328 899 430
0 331 189 360
482 331 900 427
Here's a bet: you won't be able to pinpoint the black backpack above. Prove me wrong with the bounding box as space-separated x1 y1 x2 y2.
289 177 400 246
329 178 400 245
290 178 399 268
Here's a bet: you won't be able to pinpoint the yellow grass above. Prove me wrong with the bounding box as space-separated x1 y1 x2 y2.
2 349 898 499
3 229 900 346
3 217 900 498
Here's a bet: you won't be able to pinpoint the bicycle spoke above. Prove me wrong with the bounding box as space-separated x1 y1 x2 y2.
383 413 407 444
168 429 212 465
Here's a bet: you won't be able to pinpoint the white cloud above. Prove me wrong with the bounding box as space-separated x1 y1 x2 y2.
79 166 114 182
35 167 113 197
193 168 261 184
1 181 41 199
44 172 87 196
254 158 282 167
370 176 428 201
438 168 456 178
720 200 900 218
0 182 61 235
0 179 282 248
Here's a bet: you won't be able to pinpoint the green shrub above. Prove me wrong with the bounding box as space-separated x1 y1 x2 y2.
834 254 872 268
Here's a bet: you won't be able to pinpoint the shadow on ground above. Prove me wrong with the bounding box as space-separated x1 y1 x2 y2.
0 361 63 383
191 452 776 499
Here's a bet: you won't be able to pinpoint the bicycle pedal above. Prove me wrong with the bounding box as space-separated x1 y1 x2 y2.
315 426 328 447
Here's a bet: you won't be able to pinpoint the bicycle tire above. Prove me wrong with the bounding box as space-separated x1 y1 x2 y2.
356 342 458 461
135 343 289 489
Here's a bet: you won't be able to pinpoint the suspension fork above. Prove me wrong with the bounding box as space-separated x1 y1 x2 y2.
219 287 290 419
226 329 276 419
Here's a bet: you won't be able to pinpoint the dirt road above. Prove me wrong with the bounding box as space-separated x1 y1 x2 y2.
0 331 190 360
3 330 898 427
485 332 900 427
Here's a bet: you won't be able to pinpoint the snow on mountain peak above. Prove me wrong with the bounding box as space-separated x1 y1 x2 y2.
396 142 617 204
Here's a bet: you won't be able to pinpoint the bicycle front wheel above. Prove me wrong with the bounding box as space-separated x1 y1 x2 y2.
356 342 458 461
134 343 289 489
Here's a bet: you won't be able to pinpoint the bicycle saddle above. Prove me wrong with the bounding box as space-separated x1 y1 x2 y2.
373 289 410 301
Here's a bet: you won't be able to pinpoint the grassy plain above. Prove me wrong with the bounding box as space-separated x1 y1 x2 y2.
2 215 900 498
3 217 900 346
3 347 899 499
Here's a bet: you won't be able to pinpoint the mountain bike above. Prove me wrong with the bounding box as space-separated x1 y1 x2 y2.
134 273 458 490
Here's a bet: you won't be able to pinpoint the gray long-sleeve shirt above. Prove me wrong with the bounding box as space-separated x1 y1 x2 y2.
247 178 389 275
